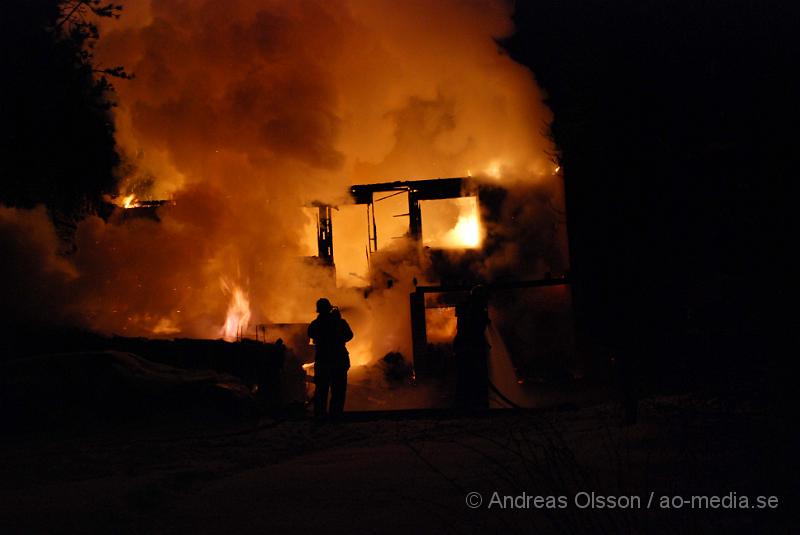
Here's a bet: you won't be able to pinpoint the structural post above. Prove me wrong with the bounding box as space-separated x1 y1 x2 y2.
410 289 428 376
317 205 334 266
407 191 422 241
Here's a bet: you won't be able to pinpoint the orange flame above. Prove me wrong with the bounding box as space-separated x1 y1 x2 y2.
122 194 138 208
443 199 482 249
109 193 139 208
220 279 251 341
448 212 481 248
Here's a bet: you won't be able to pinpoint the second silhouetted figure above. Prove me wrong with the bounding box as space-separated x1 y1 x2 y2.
308 298 353 422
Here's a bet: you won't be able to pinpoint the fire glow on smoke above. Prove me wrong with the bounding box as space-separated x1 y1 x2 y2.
0 1 568 366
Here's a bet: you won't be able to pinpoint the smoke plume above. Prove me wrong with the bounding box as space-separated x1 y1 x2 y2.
3 0 566 364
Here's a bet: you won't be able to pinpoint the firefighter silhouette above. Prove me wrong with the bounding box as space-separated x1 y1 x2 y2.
308 298 353 421
454 285 490 408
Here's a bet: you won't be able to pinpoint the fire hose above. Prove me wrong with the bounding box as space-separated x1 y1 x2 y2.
488 379 523 409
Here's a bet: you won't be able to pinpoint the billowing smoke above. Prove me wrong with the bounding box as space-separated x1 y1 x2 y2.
2 0 566 366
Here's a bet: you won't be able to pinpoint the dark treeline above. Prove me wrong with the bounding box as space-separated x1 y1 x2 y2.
1 1 124 230
505 0 795 402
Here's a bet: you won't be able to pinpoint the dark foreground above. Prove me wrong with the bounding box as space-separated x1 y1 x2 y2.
0 395 793 534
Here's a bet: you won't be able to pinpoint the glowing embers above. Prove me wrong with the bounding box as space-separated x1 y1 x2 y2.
152 317 180 335
220 278 251 341
425 306 457 342
421 196 483 249
122 194 139 208
110 193 140 209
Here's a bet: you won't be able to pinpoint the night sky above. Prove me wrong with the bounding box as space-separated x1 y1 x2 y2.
505 0 793 389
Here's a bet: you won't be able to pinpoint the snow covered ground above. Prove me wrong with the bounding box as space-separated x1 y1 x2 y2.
0 395 791 534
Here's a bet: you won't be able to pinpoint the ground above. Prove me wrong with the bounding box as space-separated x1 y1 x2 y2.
0 394 792 534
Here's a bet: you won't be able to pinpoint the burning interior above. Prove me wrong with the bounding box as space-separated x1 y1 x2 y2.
1 0 573 411
103 173 572 410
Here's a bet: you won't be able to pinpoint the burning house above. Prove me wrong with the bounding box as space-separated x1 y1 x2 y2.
302 177 572 386
98 168 572 410
1 0 573 410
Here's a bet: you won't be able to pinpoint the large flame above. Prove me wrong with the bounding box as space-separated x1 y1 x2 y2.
220 279 251 341
445 209 482 249
108 193 139 208
121 194 138 209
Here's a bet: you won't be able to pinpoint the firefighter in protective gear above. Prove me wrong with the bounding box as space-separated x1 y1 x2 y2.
308 298 353 421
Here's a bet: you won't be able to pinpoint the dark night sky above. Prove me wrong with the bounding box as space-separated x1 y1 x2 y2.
503 0 795 385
